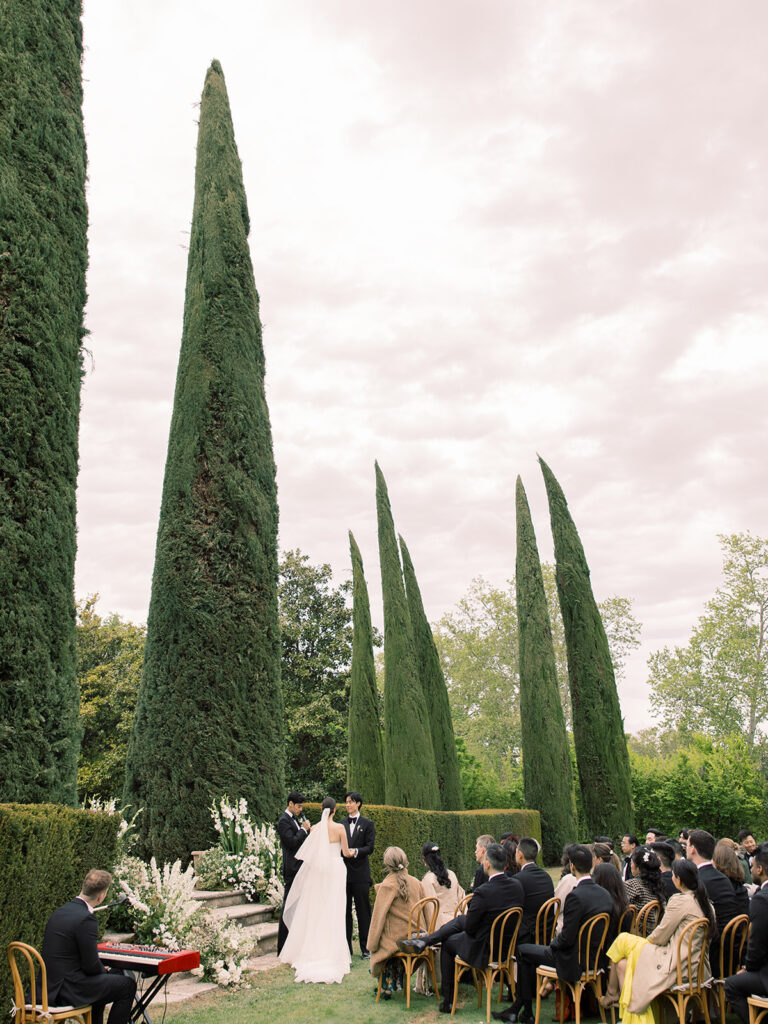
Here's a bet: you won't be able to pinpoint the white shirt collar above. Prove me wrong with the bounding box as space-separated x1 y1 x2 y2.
76 896 94 914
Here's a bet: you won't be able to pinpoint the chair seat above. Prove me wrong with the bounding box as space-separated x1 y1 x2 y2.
537 966 557 977
750 997 768 1006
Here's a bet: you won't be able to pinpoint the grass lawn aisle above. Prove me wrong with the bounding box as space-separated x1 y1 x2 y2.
162 955 605 1024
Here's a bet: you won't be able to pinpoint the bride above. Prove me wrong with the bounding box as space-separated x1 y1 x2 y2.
278 796 352 984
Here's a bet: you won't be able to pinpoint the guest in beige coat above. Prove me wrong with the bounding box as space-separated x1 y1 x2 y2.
599 858 716 1024
367 847 425 996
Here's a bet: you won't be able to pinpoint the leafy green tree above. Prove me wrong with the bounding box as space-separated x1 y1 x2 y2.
375 463 440 808
123 62 283 861
649 532 768 747
516 478 576 860
347 533 385 802
77 597 145 801
539 456 634 838
454 737 524 811
279 549 354 800
0 0 87 803
399 535 463 810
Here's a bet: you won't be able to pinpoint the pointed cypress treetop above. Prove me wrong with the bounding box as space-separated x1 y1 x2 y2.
347 531 385 802
538 456 633 838
375 462 440 809
123 60 283 861
399 534 463 810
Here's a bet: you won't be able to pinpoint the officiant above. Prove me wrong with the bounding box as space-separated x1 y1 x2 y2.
276 790 311 953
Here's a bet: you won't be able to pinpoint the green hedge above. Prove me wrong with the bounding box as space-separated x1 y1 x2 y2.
0 803 120 1007
305 803 541 888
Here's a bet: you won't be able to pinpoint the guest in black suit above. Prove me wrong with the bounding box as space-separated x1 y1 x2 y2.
620 833 638 881
688 828 742 968
651 841 678 900
499 844 614 1024
276 790 311 953
398 843 524 1014
342 790 375 958
470 834 496 891
724 841 768 1024
41 870 135 1024
515 838 555 944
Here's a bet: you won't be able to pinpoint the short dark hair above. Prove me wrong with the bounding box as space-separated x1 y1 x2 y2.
484 843 507 873
737 829 754 843
518 837 539 862
752 842 768 873
622 834 638 846
569 844 593 875
645 827 663 838
345 791 363 807
594 836 614 849
688 829 715 860
287 791 305 804
650 842 675 869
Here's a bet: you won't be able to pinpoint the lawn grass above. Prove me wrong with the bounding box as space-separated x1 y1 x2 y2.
162 956 605 1024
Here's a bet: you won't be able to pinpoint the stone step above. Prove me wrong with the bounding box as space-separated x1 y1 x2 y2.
192 889 248 910
208 902 275 928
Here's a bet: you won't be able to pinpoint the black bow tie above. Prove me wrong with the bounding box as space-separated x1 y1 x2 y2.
350 818 357 824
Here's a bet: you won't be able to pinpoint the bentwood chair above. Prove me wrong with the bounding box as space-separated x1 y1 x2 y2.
535 912 611 1024
618 904 637 934
535 897 561 945
454 893 473 917
657 918 712 1024
376 896 440 1009
711 913 749 1024
634 900 662 937
452 905 523 1022
748 996 768 1024
8 942 92 1024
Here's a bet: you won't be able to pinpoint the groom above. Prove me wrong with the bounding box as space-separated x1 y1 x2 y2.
342 790 375 959
276 790 311 954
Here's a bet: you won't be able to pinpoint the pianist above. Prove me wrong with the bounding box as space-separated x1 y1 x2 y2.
42 869 136 1024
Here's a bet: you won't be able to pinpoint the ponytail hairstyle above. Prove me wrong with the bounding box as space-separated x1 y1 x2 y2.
383 847 410 901
631 846 667 905
422 842 450 888
673 858 718 941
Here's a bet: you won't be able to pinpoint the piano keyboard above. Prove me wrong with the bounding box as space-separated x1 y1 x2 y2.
98 942 200 975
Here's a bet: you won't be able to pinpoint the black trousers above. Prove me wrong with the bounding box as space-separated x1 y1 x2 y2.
724 971 768 1024
277 872 296 954
516 943 557 1008
421 916 469 1004
346 875 372 954
57 972 136 1024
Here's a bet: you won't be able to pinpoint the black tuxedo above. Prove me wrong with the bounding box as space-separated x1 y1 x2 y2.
342 813 375 955
420 873 524 1004
724 883 768 1024
698 862 748 968
42 898 135 1024
471 863 488 892
516 862 555 944
276 810 309 953
660 870 677 901
516 877 614 1012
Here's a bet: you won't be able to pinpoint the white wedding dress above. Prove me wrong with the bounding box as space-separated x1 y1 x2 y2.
278 808 351 984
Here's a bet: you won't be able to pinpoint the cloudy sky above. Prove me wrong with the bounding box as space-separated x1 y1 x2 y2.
75 1 768 733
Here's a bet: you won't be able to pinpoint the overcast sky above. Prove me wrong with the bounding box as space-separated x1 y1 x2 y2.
75 1 768 733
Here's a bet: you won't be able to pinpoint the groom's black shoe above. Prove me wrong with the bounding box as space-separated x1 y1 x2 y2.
397 938 427 953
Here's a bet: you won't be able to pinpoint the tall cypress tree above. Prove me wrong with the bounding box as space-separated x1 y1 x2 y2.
399 535 463 810
539 457 633 838
123 61 283 861
515 477 576 860
0 1 87 803
347 532 385 802
375 463 440 809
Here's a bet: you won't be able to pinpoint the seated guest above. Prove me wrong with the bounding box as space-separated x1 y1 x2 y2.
420 842 465 924
724 841 768 1024
599 858 716 1024
397 843 524 1014
471 834 495 891
678 828 690 855
496 844 614 1024
42 869 136 1024
712 839 750 915
367 847 425 998
593 842 623 874
554 845 580 934
720 835 753 885
645 827 664 845
593 862 629 935
650 841 678 900
737 829 757 858
687 828 744 968
516 838 555 944
625 847 667 929
503 838 520 875
621 834 639 881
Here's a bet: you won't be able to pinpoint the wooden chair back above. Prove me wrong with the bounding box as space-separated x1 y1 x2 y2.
618 904 637 933
488 906 523 967
673 917 710 992
454 892 473 917
718 913 749 978
576 912 610 982
7 941 91 1024
634 899 661 937
535 897 561 945
406 896 440 938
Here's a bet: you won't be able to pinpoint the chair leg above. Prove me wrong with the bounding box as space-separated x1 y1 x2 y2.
376 972 383 1002
428 953 440 1002
452 964 462 1016
404 958 412 1009
572 983 581 1024
592 979 607 1024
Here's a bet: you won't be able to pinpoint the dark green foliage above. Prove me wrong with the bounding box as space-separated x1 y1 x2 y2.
515 477 576 862
0 0 87 803
280 549 353 800
0 803 119 1006
347 532 385 801
455 737 524 811
375 463 440 809
539 457 634 838
303 801 540 888
123 61 283 861
399 535 463 811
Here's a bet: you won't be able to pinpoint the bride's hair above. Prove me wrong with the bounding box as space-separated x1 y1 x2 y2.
321 797 336 813
383 847 410 901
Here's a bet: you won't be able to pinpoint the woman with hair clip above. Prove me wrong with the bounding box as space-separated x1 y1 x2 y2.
414 842 466 996
625 846 667 930
600 858 717 1024
367 847 425 998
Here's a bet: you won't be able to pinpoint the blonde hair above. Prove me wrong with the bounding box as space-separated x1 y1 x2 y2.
383 846 410 900
713 839 744 885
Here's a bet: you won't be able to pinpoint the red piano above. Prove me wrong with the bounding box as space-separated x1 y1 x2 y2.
98 942 200 1023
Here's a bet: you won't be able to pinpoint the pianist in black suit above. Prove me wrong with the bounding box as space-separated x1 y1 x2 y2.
41 870 136 1024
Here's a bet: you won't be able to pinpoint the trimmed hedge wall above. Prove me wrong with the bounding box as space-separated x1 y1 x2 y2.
0 803 120 1007
305 803 541 888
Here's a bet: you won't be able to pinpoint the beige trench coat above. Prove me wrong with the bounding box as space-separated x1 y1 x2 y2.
367 872 425 977
421 869 465 926
628 890 711 1013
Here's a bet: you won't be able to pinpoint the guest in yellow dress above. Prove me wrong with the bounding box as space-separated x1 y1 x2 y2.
599 859 715 1024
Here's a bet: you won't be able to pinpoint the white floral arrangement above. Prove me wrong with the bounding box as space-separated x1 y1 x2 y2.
187 917 254 986
202 797 283 907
